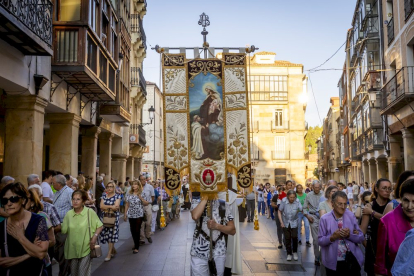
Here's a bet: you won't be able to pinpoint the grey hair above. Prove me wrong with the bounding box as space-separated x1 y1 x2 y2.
1 176 15 184
327 179 338 186
53 174 66 186
28 184 42 196
27 174 40 184
97 176 103 182
312 180 321 186
332 191 347 203
286 190 297 197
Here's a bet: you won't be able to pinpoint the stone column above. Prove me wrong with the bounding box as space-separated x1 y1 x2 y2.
388 135 403 183
402 128 414 170
126 156 134 181
48 113 81 176
368 159 378 184
376 158 388 180
4 95 48 183
99 132 114 184
362 161 369 183
81 126 101 184
111 154 127 183
134 158 142 179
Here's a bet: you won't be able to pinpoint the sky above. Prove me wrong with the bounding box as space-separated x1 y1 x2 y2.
142 0 357 127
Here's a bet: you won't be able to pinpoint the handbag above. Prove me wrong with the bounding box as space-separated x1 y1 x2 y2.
103 209 116 228
342 238 361 274
88 208 102 258
152 204 159 212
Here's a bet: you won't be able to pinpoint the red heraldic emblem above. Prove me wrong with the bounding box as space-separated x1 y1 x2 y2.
202 169 215 186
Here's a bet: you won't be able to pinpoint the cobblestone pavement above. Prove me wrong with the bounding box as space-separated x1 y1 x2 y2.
52 210 320 276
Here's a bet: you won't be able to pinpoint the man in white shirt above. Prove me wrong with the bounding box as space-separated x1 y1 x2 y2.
352 181 359 203
140 174 155 244
41 170 55 203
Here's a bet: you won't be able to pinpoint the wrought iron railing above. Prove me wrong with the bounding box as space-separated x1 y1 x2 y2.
131 67 147 96
387 18 394 45
381 66 414 110
130 124 146 146
131 14 146 48
405 0 414 19
0 0 53 46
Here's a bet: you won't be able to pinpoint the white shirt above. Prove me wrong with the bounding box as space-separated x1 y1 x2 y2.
359 186 365 195
142 183 155 202
41 181 54 200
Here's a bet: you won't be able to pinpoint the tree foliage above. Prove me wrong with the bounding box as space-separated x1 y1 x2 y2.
305 125 323 154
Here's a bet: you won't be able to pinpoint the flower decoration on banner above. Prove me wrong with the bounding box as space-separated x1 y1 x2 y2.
227 123 248 167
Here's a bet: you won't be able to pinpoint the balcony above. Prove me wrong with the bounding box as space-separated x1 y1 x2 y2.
250 91 288 102
129 124 146 147
367 128 383 151
362 2 379 37
271 150 290 161
131 14 146 49
131 67 147 96
271 121 289 133
0 0 53 55
99 104 131 123
52 29 117 101
381 66 414 115
387 18 394 45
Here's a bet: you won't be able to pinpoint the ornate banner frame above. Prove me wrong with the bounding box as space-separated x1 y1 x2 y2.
162 52 252 198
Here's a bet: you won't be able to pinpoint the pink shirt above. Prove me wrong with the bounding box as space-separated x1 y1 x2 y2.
375 205 413 276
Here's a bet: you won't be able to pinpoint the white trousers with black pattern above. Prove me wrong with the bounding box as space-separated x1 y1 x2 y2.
191 255 226 276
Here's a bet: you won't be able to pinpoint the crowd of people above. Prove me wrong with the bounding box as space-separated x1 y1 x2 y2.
248 174 414 276
0 168 413 276
0 170 191 276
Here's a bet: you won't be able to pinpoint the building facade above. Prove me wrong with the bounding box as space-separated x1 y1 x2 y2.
142 82 164 180
0 0 148 191
249 51 308 185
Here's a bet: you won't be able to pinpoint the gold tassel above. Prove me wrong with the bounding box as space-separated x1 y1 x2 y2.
160 203 166 228
226 190 229 202
254 201 259 230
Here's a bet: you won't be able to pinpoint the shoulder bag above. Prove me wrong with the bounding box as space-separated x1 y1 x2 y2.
103 209 116 228
88 208 102 258
342 238 361 274
151 204 159 212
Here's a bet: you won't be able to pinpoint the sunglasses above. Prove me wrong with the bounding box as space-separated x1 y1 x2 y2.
1 196 21 206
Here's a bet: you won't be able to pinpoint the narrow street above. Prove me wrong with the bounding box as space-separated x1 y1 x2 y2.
52 210 317 276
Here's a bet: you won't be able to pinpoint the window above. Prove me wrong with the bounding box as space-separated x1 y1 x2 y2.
57 30 78 63
363 101 370 130
108 65 115 92
110 14 117 58
353 118 357 141
89 0 98 32
274 136 286 159
99 52 107 84
275 109 283 127
87 35 97 73
357 111 362 137
249 75 288 101
351 77 356 99
60 0 81 21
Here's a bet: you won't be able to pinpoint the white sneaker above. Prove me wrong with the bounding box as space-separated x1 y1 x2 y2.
293 253 298 261
287 255 292 261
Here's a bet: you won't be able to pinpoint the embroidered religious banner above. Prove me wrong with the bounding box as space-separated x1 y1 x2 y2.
162 52 252 198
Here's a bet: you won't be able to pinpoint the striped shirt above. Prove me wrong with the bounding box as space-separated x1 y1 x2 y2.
53 186 73 223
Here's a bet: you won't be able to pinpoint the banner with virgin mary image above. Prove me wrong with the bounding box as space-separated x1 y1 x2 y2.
162 53 252 198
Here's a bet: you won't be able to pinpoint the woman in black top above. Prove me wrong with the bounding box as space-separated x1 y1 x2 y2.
0 183 49 276
360 178 391 276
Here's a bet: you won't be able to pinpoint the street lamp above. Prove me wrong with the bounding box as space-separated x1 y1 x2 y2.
140 105 155 126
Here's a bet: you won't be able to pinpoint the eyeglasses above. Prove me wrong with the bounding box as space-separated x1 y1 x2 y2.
334 202 347 208
380 187 393 192
1 196 21 206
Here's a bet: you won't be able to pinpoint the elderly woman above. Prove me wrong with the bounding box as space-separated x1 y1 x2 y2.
374 178 414 276
318 191 364 276
0 183 49 276
278 190 302 261
100 181 121 262
62 189 102 276
319 185 339 217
